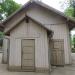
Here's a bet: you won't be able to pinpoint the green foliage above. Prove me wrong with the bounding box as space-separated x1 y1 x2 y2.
72 35 75 53
0 0 21 20
73 35 75 47
72 48 75 53
70 0 75 7
0 32 4 38
0 32 4 47
65 7 74 18
65 0 75 18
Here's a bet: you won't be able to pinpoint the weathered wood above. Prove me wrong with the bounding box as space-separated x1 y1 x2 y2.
8 19 49 71
50 39 64 66
21 39 35 71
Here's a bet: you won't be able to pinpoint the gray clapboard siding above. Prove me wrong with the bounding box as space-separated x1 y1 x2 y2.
27 5 71 64
2 39 9 64
9 19 49 70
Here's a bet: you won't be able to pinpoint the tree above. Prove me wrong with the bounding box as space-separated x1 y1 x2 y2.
65 0 75 18
0 0 21 20
0 0 21 47
65 7 74 17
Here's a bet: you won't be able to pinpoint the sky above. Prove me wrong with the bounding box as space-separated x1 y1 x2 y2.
14 0 75 35
14 0 67 11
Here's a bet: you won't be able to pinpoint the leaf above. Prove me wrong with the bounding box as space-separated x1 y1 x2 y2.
0 0 21 20
65 0 75 18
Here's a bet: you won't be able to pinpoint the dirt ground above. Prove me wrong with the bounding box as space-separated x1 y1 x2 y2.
51 65 75 75
0 53 75 75
0 53 49 75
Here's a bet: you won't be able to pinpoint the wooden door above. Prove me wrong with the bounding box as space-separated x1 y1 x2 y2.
21 39 35 71
50 39 64 66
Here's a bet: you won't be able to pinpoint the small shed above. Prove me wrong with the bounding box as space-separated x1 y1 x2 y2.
3 16 52 72
2 0 75 72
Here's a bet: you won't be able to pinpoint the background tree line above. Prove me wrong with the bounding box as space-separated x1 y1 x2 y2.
0 0 21 47
0 0 21 20
65 0 75 18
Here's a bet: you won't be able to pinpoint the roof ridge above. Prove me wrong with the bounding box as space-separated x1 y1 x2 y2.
2 0 75 25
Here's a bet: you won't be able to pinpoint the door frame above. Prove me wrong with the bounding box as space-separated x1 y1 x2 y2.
21 39 35 71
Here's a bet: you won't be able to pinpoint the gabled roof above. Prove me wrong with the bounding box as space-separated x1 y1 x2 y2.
3 0 75 24
2 0 75 30
5 16 52 34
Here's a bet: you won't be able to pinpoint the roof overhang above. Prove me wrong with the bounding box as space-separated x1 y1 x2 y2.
4 15 53 36
1 0 75 31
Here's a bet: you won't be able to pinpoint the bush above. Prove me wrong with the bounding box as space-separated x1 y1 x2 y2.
72 48 75 53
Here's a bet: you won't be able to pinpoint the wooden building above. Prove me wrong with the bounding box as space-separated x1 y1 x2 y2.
2 0 75 72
